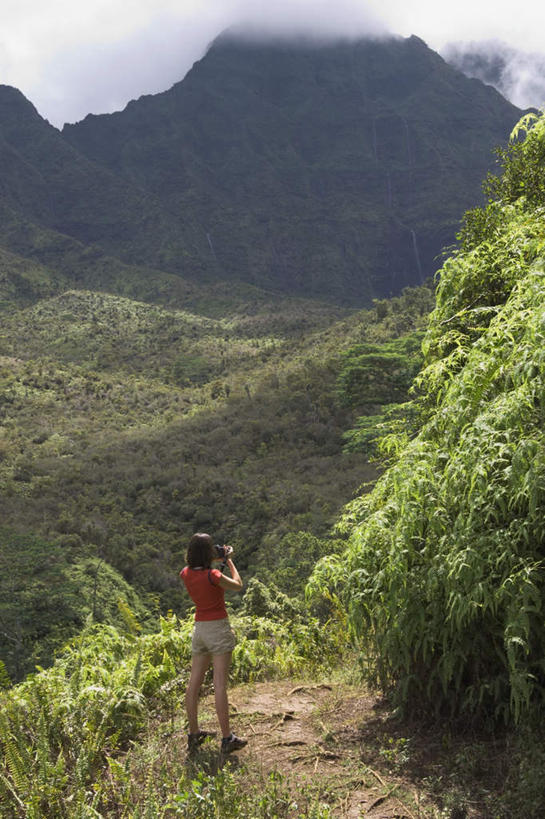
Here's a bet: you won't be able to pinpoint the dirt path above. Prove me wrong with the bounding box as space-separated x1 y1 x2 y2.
200 680 427 818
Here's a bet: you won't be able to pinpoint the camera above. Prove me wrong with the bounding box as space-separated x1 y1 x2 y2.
214 544 229 560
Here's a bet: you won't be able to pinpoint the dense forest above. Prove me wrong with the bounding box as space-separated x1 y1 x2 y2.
1 47 545 818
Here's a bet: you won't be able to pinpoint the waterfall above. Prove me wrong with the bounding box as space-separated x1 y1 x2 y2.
402 117 412 166
411 230 423 282
372 118 378 164
386 170 392 209
206 232 217 260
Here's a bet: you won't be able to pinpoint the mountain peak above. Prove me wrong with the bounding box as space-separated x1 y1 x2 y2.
59 35 522 302
2 36 523 304
0 85 41 122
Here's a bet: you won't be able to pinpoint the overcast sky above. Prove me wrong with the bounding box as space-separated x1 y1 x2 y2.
1 0 544 128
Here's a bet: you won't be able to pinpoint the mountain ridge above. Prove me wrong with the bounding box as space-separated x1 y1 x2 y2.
61 33 521 302
0 34 520 306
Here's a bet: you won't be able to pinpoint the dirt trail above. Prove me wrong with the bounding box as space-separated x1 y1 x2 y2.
200 680 427 818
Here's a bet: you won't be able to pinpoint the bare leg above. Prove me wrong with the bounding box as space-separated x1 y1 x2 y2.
185 653 211 734
212 652 232 738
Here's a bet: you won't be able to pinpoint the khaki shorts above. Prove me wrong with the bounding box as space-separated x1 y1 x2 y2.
192 618 236 656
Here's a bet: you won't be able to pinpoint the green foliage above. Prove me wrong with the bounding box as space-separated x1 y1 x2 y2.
0 279 390 677
0 266 435 680
0 660 11 690
240 578 305 621
67 559 152 631
339 284 434 457
487 110 545 210
337 332 424 410
0 529 81 681
310 111 545 725
0 529 152 682
171 353 216 386
458 110 545 253
0 615 189 818
166 769 311 818
0 603 342 817
421 203 545 390
341 401 420 458
252 532 346 598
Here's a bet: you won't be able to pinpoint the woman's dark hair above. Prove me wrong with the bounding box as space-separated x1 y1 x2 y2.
186 533 215 568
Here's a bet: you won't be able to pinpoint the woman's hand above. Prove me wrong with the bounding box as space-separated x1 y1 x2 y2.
219 556 243 592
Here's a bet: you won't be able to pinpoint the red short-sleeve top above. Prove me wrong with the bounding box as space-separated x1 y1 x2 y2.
180 566 228 621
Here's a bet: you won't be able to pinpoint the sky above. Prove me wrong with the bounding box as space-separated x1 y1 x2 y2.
1 0 544 128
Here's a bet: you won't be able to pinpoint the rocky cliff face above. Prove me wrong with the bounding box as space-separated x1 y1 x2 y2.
0 33 523 304
61 33 522 302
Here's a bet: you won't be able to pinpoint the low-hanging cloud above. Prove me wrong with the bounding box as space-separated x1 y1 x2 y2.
443 40 545 110
6 0 545 127
34 12 227 127
227 0 388 41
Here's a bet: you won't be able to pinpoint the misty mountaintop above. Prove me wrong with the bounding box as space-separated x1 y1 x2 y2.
443 39 545 111
1 32 521 306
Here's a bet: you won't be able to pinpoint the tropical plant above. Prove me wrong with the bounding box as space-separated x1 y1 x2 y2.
0 594 344 817
309 112 545 724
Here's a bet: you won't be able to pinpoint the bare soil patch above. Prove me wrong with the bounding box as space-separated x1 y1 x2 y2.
199 680 432 818
152 678 509 817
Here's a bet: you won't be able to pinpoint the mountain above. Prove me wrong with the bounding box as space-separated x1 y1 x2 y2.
442 40 545 110
60 33 522 303
0 36 522 306
2 44 545 818
0 83 204 298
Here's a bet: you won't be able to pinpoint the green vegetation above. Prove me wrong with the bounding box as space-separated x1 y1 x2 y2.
0 270 436 683
0 600 344 817
1 38 542 818
310 112 545 733
337 284 433 457
0 527 156 681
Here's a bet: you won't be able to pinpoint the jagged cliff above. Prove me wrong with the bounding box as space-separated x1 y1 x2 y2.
0 33 522 305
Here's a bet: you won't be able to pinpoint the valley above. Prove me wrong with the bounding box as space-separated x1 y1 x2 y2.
1 29 544 819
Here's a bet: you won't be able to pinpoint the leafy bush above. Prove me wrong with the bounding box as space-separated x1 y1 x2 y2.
310 112 545 724
337 332 424 410
0 596 344 816
0 528 154 683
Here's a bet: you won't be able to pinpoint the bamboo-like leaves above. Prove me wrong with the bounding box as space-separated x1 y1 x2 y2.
311 113 545 724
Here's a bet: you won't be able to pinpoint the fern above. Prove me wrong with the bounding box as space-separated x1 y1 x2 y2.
0 661 11 691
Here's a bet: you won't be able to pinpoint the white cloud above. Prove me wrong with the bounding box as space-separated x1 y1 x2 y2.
227 0 387 40
443 39 545 110
364 0 545 54
0 1 227 123
33 11 229 126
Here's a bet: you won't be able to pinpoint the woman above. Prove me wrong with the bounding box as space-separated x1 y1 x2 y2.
180 532 247 754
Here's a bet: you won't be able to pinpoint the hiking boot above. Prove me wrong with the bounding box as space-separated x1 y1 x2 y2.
187 729 216 751
221 733 247 753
